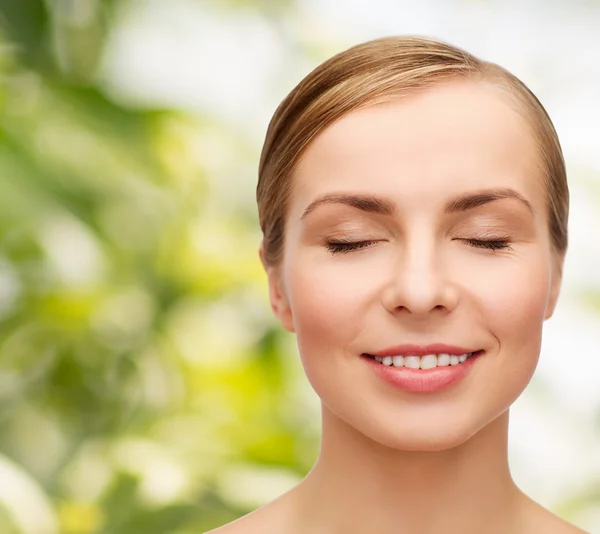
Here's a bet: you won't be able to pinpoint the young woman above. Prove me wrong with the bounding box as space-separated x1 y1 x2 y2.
209 36 588 534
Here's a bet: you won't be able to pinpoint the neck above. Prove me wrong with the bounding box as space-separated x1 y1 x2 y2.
293 407 523 534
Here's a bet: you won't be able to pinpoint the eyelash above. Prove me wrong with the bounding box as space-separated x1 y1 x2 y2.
462 238 513 251
325 238 513 254
325 239 379 254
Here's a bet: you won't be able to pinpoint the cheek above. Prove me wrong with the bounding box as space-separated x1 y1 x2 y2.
284 254 380 390
471 253 551 345
287 260 366 350
465 252 552 414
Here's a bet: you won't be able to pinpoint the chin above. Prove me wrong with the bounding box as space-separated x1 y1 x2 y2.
366 420 478 452
330 402 505 453
371 427 478 452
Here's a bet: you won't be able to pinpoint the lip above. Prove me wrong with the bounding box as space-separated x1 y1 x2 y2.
368 344 478 357
362 350 485 393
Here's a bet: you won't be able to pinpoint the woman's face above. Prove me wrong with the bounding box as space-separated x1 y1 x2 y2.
263 80 564 451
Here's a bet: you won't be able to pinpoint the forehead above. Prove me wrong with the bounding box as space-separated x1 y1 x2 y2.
290 80 543 217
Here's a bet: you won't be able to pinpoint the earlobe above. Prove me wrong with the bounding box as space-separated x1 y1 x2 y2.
544 254 564 320
258 244 295 333
544 285 559 320
266 269 296 333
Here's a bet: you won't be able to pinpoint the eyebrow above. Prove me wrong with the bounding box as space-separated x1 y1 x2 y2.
444 188 535 215
301 193 395 219
300 188 535 220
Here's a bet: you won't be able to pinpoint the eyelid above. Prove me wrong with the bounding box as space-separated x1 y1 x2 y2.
461 238 513 252
450 227 512 238
451 219 525 237
325 239 381 254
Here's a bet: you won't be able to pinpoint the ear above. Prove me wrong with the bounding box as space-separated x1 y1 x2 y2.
544 252 565 320
259 242 295 332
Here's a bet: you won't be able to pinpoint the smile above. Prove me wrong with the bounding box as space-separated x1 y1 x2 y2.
365 351 482 369
361 350 485 393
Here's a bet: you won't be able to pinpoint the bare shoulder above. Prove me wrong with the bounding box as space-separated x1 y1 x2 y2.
535 514 590 534
203 510 274 534
521 495 590 534
204 492 297 534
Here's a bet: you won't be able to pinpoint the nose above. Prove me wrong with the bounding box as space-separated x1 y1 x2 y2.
381 236 460 318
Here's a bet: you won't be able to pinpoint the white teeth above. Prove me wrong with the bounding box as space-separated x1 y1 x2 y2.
420 354 437 370
392 355 404 367
437 353 451 366
404 356 421 369
372 352 475 368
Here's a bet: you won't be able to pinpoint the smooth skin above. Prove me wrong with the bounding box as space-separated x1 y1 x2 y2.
208 80 588 534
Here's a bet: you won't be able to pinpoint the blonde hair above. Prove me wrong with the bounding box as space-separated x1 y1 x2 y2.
257 36 568 266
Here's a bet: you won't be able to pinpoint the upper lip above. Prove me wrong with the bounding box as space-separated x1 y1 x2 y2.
367 344 480 357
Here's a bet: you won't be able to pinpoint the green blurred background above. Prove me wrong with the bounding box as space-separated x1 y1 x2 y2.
0 0 598 533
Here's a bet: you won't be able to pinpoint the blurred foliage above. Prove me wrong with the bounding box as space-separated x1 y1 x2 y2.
0 1 598 533
0 0 318 532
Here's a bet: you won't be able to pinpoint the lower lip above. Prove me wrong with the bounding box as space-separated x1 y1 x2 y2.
362 351 484 393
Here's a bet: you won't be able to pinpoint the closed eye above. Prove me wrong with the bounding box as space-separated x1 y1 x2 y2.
325 238 513 255
325 239 380 254
460 238 513 251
